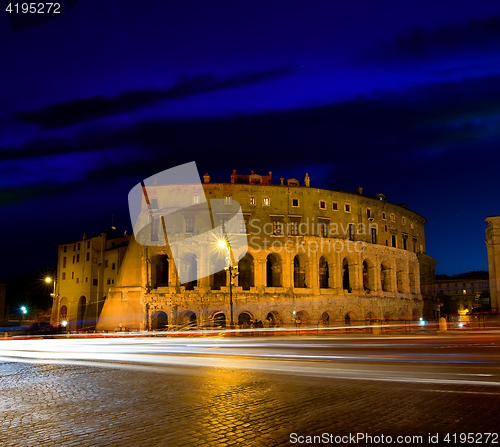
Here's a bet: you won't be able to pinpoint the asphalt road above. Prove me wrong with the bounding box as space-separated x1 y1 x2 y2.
1 334 499 446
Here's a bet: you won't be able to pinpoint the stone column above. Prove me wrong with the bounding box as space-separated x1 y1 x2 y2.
374 254 382 294
333 249 343 294
486 216 500 312
310 249 319 294
254 252 265 288
282 248 292 289
391 258 398 296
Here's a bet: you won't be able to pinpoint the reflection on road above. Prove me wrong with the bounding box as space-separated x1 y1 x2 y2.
1 335 499 390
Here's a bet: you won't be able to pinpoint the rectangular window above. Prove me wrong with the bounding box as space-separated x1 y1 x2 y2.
86 252 90 261
348 224 355 241
332 202 338 211
292 198 299 207
150 199 158 209
412 239 417 253
112 279 115 284
403 236 408 250
319 200 326 209
107 278 111 285
192 194 199 204
289 221 298 236
76 278 79 284
367 208 372 218
185 216 195 233
392 235 397 247
71 272 74 280
76 254 80 263
319 222 327 237
73 244 76 251
345 203 351 213
382 212 386 220
151 216 159 242
72 255 75 264
105 260 109 268
402 217 406 225
371 228 377 244
85 277 88 283
63 257 66 268
62 272 66 280
93 279 98 286
239 217 247 234
262 196 270 206
112 263 116 270
224 195 232 204
77 243 81 250
272 220 283 235
391 213 395 222
384 225 388 232
87 241 91 249
63 245 67 253
249 196 256 205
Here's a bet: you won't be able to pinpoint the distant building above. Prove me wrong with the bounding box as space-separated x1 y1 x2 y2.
486 216 500 313
0 283 5 323
418 254 441 319
50 230 130 330
96 171 434 331
431 271 490 317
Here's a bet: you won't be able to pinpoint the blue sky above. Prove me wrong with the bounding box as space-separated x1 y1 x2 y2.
1 0 500 278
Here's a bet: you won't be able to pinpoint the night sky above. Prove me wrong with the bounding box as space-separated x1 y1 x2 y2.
2 0 500 281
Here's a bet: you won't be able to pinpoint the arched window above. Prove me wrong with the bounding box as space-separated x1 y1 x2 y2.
238 312 252 328
293 255 306 288
319 256 329 288
266 254 282 287
213 312 226 328
152 311 168 330
238 254 254 290
342 259 351 292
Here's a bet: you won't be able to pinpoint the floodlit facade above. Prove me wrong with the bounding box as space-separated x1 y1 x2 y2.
51 231 130 330
96 171 434 331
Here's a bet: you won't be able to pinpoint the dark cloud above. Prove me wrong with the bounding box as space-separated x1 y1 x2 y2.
368 15 500 62
4 72 500 202
14 67 293 129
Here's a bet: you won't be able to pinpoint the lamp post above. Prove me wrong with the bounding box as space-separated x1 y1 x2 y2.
218 236 238 328
45 276 57 322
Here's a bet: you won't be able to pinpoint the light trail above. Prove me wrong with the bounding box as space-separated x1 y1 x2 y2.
0 336 499 392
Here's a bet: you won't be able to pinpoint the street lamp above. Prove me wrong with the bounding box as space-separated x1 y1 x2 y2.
45 276 57 300
218 233 238 328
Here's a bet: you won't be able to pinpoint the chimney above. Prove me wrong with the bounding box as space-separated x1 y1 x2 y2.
304 173 310 187
203 173 210 183
231 170 236 184
280 177 284 186
357 185 363 195
251 170 254 175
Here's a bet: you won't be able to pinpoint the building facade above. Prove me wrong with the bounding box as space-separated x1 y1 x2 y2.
429 271 490 316
486 216 500 313
51 231 130 330
96 171 433 331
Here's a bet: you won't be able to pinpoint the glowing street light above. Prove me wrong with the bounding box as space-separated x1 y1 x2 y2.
20 306 27 314
218 232 238 328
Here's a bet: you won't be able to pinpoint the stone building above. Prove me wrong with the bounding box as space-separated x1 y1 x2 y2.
0 283 5 324
431 271 490 316
486 216 500 313
95 171 433 331
50 230 130 330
